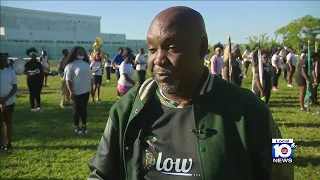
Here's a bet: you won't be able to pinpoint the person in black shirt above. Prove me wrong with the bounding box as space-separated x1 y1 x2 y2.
295 52 311 111
311 52 320 105
253 49 273 104
24 48 44 112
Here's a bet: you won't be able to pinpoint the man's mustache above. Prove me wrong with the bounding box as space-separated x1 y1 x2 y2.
153 67 172 75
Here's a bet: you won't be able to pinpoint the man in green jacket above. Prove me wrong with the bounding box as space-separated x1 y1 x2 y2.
88 6 293 180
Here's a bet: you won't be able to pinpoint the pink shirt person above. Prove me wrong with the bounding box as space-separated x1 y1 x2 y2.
211 55 224 75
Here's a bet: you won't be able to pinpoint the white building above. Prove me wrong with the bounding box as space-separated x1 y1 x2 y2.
0 6 147 59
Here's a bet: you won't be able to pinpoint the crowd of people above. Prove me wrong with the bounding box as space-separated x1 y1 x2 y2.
206 43 320 109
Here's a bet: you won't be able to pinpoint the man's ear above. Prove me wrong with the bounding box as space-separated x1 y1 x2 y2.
200 37 208 59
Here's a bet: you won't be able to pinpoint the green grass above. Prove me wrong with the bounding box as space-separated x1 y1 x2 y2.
0 65 320 180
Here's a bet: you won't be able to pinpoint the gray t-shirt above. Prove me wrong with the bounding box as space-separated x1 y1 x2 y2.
142 97 201 180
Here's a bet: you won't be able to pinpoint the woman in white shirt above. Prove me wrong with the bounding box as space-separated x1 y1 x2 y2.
90 48 103 102
118 48 135 96
64 46 92 134
0 53 18 151
286 50 297 88
40 51 50 87
104 53 112 82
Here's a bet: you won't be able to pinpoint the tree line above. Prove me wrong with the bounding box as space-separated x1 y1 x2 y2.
208 15 320 57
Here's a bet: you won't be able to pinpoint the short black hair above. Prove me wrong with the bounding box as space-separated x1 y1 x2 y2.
213 44 224 51
26 47 38 56
118 47 124 51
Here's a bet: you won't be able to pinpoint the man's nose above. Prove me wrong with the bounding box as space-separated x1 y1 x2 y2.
154 50 168 67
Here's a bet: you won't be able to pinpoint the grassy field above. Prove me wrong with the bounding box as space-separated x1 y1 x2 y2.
0 64 320 180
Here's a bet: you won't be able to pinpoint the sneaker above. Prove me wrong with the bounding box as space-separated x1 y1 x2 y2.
300 108 307 111
287 84 294 88
75 127 83 134
82 125 89 134
4 143 12 151
96 99 101 102
107 80 110 82
272 87 279 91
36 107 42 112
0 144 5 150
31 109 37 112
244 74 248 78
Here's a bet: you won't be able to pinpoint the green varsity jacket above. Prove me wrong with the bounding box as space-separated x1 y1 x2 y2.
88 71 293 180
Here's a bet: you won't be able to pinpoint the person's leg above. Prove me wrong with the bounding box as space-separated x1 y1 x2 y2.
80 92 90 133
3 105 13 150
73 94 81 133
28 81 35 110
106 67 111 81
299 86 306 109
97 76 102 100
116 73 121 97
141 70 146 85
36 82 42 108
44 74 48 87
271 67 277 88
276 69 282 88
265 84 272 104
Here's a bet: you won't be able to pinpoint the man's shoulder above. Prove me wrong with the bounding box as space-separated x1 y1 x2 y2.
210 77 269 113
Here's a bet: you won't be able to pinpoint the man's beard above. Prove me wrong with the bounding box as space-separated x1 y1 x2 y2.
152 72 180 94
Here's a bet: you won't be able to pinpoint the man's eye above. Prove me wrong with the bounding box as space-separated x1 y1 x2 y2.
148 48 156 54
169 46 179 52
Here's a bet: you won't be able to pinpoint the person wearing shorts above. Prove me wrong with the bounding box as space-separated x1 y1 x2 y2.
286 50 297 88
0 53 18 151
242 46 251 78
117 48 135 96
295 52 311 111
90 49 103 102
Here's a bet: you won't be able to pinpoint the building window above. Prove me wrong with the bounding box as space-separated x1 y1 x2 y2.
49 41 53 43
66 41 70 43
57 41 61 43
44 40 48 43
19 40 24 42
25 40 30 42
14 40 19 42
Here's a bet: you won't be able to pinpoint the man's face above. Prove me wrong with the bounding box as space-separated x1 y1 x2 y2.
147 23 203 94
140 49 145 54
119 49 123 55
262 54 268 64
215 47 221 56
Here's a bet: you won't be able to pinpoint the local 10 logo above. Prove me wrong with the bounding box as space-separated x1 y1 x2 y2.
272 139 297 164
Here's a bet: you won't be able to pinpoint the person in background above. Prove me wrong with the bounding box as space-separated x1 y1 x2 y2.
286 49 296 88
210 44 224 77
104 53 112 82
112 47 124 98
280 48 288 82
24 48 44 112
40 50 50 87
88 49 93 61
271 50 281 91
242 46 251 78
295 51 311 111
58 49 71 108
223 43 242 86
204 49 211 68
253 49 273 104
90 48 103 102
311 52 320 105
64 46 92 134
117 47 135 96
0 53 18 151
135 48 147 86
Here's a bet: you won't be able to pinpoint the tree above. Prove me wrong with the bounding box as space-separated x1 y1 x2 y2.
275 15 320 51
245 33 282 50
